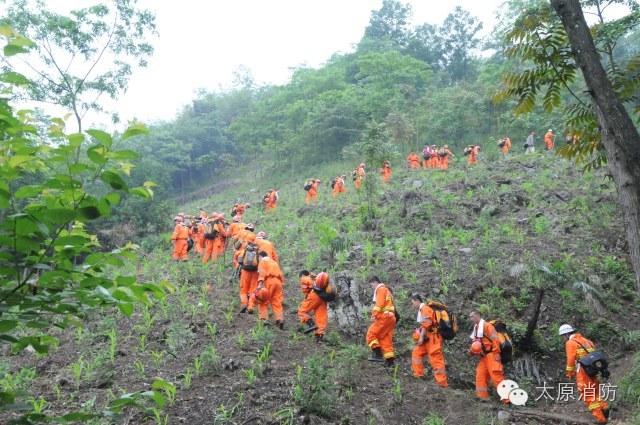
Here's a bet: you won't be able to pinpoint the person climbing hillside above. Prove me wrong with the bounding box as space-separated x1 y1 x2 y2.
171 215 190 261
304 179 320 205
406 152 421 169
525 131 536 153
298 270 314 298
297 271 331 343
231 203 250 220
237 229 259 314
202 213 228 263
422 145 433 168
353 163 366 190
366 276 396 367
332 175 346 198
499 137 512 156
438 145 454 170
559 324 610 424
255 231 279 263
410 294 448 387
469 310 508 403
227 215 246 242
263 189 278 211
381 160 392 182
464 145 480 165
544 129 555 151
256 251 285 329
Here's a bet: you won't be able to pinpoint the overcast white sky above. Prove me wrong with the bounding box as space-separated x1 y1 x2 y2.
107 0 504 127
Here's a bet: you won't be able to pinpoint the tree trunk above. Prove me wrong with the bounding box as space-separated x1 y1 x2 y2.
551 0 640 292
521 288 544 351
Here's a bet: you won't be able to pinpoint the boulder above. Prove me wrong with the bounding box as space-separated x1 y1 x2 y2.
412 180 424 189
328 272 369 335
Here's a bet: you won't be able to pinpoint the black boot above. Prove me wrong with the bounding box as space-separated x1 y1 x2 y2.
239 306 247 314
368 347 385 363
603 408 610 420
303 319 317 334
315 334 323 344
276 320 285 330
385 357 395 368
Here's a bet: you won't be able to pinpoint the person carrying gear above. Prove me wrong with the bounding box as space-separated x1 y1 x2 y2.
297 272 330 342
171 216 190 261
353 163 366 190
256 251 285 328
231 203 250 221
263 190 278 211
332 175 347 198
366 276 396 367
499 137 512 155
305 179 321 205
298 270 314 297
469 310 508 402
202 213 228 263
410 294 448 387
438 145 454 170
237 226 258 313
544 129 555 150
525 131 536 153
406 153 421 169
421 145 432 168
381 160 392 183
559 324 610 424
255 231 279 263
228 215 246 242
465 145 480 165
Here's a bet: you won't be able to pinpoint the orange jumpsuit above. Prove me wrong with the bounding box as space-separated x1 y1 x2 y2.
501 138 512 155
193 222 205 254
472 320 506 400
264 192 278 211
406 153 421 169
440 149 454 170
297 286 328 337
238 243 259 312
468 146 479 165
381 164 392 183
565 334 609 424
544 131 554 150
354 167 365 190
305 181 320 205
411 303 448 387
332 178 346 198
366 284 396 360
171 223 190 261
299 275 313 297
202 222 227 263
228 222 246 241
257 257 285 322
234 203 248 220
256 238 279 263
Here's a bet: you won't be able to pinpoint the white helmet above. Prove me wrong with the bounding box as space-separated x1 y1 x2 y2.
558 324 575 336
548 129 553 132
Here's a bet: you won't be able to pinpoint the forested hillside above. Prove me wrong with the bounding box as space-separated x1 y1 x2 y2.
2 0 640 425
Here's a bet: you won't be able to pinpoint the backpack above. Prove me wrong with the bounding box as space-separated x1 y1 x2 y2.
463 147 472 156
330 178 336 189
187 238 194 252
490 320 513 364
351 170 357 181
427 301 458 340
304 182 312 191
204 222 218 240
314 282 337 302
422 148 431 159
231 206 237 217
241 243 259 271
576 340 610 378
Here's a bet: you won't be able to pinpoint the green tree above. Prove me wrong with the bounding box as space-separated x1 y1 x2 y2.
362 0 412 49
1 0 156 131
440 6 483 82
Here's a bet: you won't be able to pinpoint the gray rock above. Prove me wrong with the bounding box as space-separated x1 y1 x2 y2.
328 272 368 335
458 248 472 255
412 180 424 189
497 410 511 422
509 264 526 278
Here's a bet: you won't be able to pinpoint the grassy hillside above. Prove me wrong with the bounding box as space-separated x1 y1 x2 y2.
3 152 640 425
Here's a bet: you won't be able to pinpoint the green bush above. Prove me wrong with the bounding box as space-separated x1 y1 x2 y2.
293 355 337 418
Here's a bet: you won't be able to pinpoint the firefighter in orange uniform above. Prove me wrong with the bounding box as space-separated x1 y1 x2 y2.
305 179 321 205
469 310 507 402
381 160 392 183
366 276 396 367
263 190 278 211
255 231 279 263
410 294 448 387
353 163 366 190
171 216 189 261
544 129 555 150
332 176 346 198
297 272 330 343
256 251 285 328
559 324 609 424
406 153 421 169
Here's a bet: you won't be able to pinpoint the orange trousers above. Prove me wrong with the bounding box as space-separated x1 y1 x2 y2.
576 368 609 424
332 188 345 198
412 333 448 387
194 235 204 254
475 352 505 399
354 179 362 190
239 269 258 310
305 192 317 205
366 313 396 359
381 171 391 183
297 291 328 336
468 155 478 165
172 239 188 261
258 278 284 322
545 139 554 150
202 238 225 263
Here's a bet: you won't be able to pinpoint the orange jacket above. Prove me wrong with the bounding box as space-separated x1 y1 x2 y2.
309 181 320 197
228 222 246 240
258 257 284 285
544 132 554 143
256 238 279 263
565 333 596 377
417 303 437 333
171 224 189 240
407 153 420 165
333 178 345 192
371 284 395 319
472 320 501 354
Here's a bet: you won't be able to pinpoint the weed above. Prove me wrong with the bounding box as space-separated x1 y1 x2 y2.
182 368 193 390
70 356 85 389
133 359 145 378
251 320 275 349
29 396 48 414
293 355 337 418
423 413 445 425
206 322 218 343
392 364 402 404
150 351 165 369
273 406 295 425
139 334 147 352
244 368 256 386
193 357 202 376
106 328 118 364
236 333 247 350
199 344 221 374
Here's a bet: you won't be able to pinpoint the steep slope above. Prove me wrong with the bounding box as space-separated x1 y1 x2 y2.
3 153 639 425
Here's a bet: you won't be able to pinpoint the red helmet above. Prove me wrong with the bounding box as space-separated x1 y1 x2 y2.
315 272 329 289
470 340 483 355
254 287 270 303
